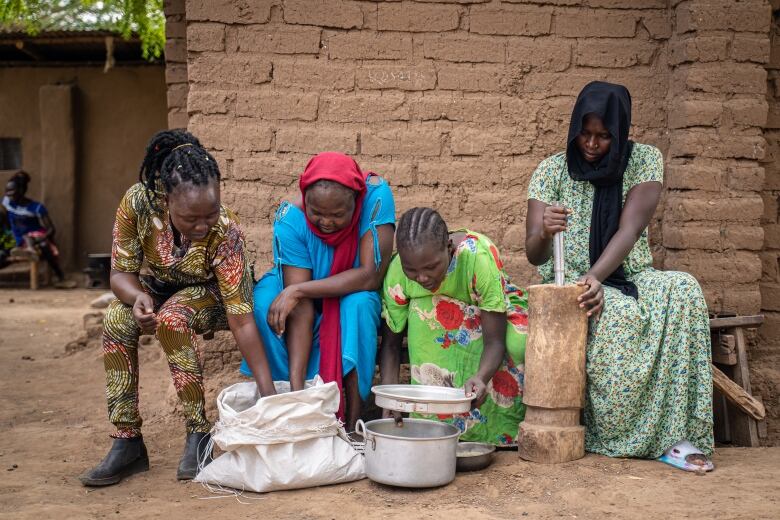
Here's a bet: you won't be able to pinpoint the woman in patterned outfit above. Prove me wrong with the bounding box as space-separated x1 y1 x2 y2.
80 130 275 487
380 208 528 447
525 82 714 471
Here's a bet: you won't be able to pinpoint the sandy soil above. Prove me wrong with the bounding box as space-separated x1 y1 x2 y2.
1 288 779 520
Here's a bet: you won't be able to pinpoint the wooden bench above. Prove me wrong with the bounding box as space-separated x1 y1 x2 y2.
6 249 49 290
710 314 767 447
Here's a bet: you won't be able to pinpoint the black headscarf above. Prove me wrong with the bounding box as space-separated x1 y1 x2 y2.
566 81 638 299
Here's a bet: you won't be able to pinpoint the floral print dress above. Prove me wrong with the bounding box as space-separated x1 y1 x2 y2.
382 231 528 446
527 143 714 458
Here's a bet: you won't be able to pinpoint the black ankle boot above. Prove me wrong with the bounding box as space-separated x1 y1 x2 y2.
79 437 149 487
176 432 212 480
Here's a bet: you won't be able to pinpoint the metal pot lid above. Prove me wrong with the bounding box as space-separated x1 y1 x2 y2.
372 384 473 414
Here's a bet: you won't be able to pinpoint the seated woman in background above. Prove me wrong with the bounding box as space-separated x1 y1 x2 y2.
3 171 67 284
81 130 275 487
379 208 528 447
525 81 714 472
241 152 396 430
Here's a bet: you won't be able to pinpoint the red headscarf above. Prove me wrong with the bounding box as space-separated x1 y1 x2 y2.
299 152 368 420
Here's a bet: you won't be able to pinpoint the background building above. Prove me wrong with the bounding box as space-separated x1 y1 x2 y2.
0 30 167 269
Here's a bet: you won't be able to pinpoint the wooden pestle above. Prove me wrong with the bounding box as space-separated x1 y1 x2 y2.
518 283 588 463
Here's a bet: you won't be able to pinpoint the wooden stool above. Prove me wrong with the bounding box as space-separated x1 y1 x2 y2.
710 314 766 447
7 250 49 290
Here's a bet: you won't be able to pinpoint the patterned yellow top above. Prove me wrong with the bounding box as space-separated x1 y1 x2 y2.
111 182 253 315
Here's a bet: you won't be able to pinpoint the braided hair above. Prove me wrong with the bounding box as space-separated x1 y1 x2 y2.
396 207 449 252
139 129 220 206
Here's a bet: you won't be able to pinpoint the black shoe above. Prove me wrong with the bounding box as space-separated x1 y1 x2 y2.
176 432 212 480
79 437 149 487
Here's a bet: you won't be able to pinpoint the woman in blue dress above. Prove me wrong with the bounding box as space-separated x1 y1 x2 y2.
241 152 395 429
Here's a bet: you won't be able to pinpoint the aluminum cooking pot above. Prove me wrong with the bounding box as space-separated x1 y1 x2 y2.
355 418 460 488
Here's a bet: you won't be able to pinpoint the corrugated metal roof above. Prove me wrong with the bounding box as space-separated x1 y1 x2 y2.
0 30 157 65
0 29 131 40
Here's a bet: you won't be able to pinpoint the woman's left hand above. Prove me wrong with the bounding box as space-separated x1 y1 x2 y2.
267 285 301 336
576 273 604 319
464 376 488 409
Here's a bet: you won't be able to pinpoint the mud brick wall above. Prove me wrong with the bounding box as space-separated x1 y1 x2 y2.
184 0 673 285
662 0 777 445
663 0 770 316
164 0 189 128
176 0 779 443
759 2 780 444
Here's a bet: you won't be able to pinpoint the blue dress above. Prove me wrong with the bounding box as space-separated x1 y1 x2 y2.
240 176 396 399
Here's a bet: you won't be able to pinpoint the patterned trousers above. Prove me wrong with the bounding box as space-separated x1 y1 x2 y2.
102 283 228 438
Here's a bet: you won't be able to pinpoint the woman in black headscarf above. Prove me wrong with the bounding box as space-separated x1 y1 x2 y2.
525 81 714 472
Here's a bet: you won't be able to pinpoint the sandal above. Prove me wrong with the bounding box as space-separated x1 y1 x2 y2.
658 440 714 473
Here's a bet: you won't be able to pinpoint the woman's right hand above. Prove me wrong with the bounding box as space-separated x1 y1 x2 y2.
132 293 157 334
267 285 302 336
381 408 404 426
540 205 570 239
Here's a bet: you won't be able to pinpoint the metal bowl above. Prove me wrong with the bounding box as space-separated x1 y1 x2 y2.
456 442 496 472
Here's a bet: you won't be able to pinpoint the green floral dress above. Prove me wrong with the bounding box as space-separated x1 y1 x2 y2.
382 231 528 446
527 143 714 458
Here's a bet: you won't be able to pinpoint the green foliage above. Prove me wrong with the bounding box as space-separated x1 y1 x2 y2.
0 0 165 60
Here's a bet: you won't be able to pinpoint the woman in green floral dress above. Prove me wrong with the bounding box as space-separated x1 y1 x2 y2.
379 208 528 447
526 81 713 471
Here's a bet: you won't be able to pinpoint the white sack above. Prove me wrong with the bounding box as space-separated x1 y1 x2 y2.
194 377 365 493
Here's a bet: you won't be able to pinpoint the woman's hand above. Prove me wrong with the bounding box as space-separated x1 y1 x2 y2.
540 205 570 240
577 274 604 319
381 408 404 426
267 285 302 336
132 293 157 334
464 376 488 409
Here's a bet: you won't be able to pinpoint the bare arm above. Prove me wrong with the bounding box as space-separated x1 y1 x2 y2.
110 269 145 305
38 213 56 240
585 181 661 282
294 224 395 298
379 322 405 421
267 224 395 335
464 310 507 408
379 322 405 386
227 313 277 396
576 181 662 317
270 265 315 390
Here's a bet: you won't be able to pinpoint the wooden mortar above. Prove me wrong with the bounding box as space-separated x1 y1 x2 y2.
518 284 588 464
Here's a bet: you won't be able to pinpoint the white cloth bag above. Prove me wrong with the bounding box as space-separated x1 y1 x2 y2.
194 377 365 493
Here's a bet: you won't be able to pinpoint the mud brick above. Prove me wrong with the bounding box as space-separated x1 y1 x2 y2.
276 125 358 154
235 91 319 121
378 3 460 32
236 25 322 54
327 31 412 60
469 5 552 36
284 0 364 29
356 65 437 91
186 0 273 24
187 23 225 52
319 93 409 122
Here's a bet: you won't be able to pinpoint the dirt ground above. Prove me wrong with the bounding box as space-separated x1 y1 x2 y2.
1 288 779 520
